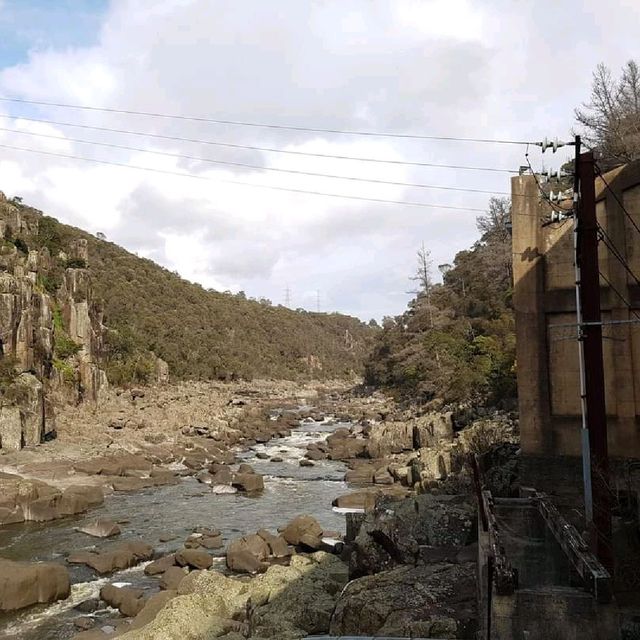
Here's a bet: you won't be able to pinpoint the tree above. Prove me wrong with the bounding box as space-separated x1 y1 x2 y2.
477 196 511 244
409 242 434 328
575 60 640 166
409 242 432 293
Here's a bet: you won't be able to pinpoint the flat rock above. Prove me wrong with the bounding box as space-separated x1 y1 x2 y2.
78 518 121 538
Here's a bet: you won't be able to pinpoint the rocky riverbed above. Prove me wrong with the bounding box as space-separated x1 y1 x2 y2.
0 379 518 639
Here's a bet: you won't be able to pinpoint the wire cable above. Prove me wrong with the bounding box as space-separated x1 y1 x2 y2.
598 269 640 323
0 96 534 145
0 126 513 196
596 224 640 290
0 142 488 211
594 161 640 237
0 113 518 174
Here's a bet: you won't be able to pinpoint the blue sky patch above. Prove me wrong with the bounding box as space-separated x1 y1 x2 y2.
0 0 107 68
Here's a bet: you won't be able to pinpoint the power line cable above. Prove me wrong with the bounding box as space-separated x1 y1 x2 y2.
596 224 640 290
0 126 513 196
594 161 640 237
0 113 517 174
0 142 488 211
0 96 533 145
598 268 640 323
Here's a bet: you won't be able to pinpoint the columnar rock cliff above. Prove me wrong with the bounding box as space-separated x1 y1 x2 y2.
0 192 107 451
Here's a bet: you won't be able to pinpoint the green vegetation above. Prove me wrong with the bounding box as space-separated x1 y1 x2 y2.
5 207 372 383
53 358 76 384
364 197 516 408
52 306 82 360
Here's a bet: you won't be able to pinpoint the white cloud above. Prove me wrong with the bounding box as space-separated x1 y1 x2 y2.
0 0 637 318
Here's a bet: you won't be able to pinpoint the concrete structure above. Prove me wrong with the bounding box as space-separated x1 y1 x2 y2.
477 491 620 639
512 161 640 599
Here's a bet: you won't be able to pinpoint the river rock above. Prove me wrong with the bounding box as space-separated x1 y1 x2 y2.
128 590 178 631
299 459 314 467
327 438 367 460
0 559 70 611
231 472 264 493
280 515 323 550
159 566 188 590
175 548 213 570
78 518 121 538
67 540 154 574
330 562 476 638
100 584 146 617
144 554 176 576
226 533 270 574
256 529 292 558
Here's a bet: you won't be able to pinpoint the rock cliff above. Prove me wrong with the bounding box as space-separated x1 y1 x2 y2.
0 192 107 451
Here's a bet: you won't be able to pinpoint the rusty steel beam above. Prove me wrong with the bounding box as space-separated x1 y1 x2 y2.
535 494 612 603
481 489 518 595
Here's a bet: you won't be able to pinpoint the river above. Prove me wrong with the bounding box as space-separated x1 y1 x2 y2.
0 418 349 639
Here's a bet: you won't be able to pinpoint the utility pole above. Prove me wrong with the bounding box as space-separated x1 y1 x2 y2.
284 285 291 308
316 289 320 313
574 138 613 572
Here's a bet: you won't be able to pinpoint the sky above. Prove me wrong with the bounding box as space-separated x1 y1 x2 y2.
0 0 637 321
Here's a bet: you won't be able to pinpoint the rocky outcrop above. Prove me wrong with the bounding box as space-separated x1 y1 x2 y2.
350 493 475 578
0 195 108 451
115 551 348 640
0 473 104 525
330 562 477 638
67 540 153 574
0 558 70 611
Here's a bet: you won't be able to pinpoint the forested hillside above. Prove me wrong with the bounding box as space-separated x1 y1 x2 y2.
364 197 516 408
4 198 372 384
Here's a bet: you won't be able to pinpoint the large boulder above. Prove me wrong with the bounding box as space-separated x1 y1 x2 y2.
280 515 323 550
413 411 454 448
68 540 154 574
231 472 264 493
112 552 348 640
100 584 146 617
330 562 477 638
226 534 270 574
366 421 414 458
350 493 475 578
175 548 213 570
0 559 70 611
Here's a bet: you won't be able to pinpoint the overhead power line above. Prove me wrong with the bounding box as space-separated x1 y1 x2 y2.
0 142 487 212
598 269 640 323
0 96 533 145
0 125 512 197
594 161 640 237
0 113 517 174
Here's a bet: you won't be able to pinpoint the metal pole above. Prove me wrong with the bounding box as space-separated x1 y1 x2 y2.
576 147 613 573
572 136 594 525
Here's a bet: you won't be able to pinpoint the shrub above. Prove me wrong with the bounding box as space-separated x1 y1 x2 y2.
65 258 87 269
54 333 82 360
53 358 76 384
13 237 28 254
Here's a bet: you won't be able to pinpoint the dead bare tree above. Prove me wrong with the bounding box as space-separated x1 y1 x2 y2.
575 60 640 166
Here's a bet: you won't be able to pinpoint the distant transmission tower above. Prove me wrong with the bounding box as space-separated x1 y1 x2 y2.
316 289 321 313
284 285 291 308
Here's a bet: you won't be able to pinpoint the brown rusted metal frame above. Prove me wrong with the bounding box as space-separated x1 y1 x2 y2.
482 489 518 596
535 493 612 603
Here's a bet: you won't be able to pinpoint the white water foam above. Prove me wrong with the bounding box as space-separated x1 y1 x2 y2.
2 561 153 637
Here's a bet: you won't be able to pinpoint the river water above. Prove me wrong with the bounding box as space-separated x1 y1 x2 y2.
0 419 349 639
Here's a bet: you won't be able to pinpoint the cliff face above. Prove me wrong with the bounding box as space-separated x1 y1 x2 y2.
0 192 107 451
